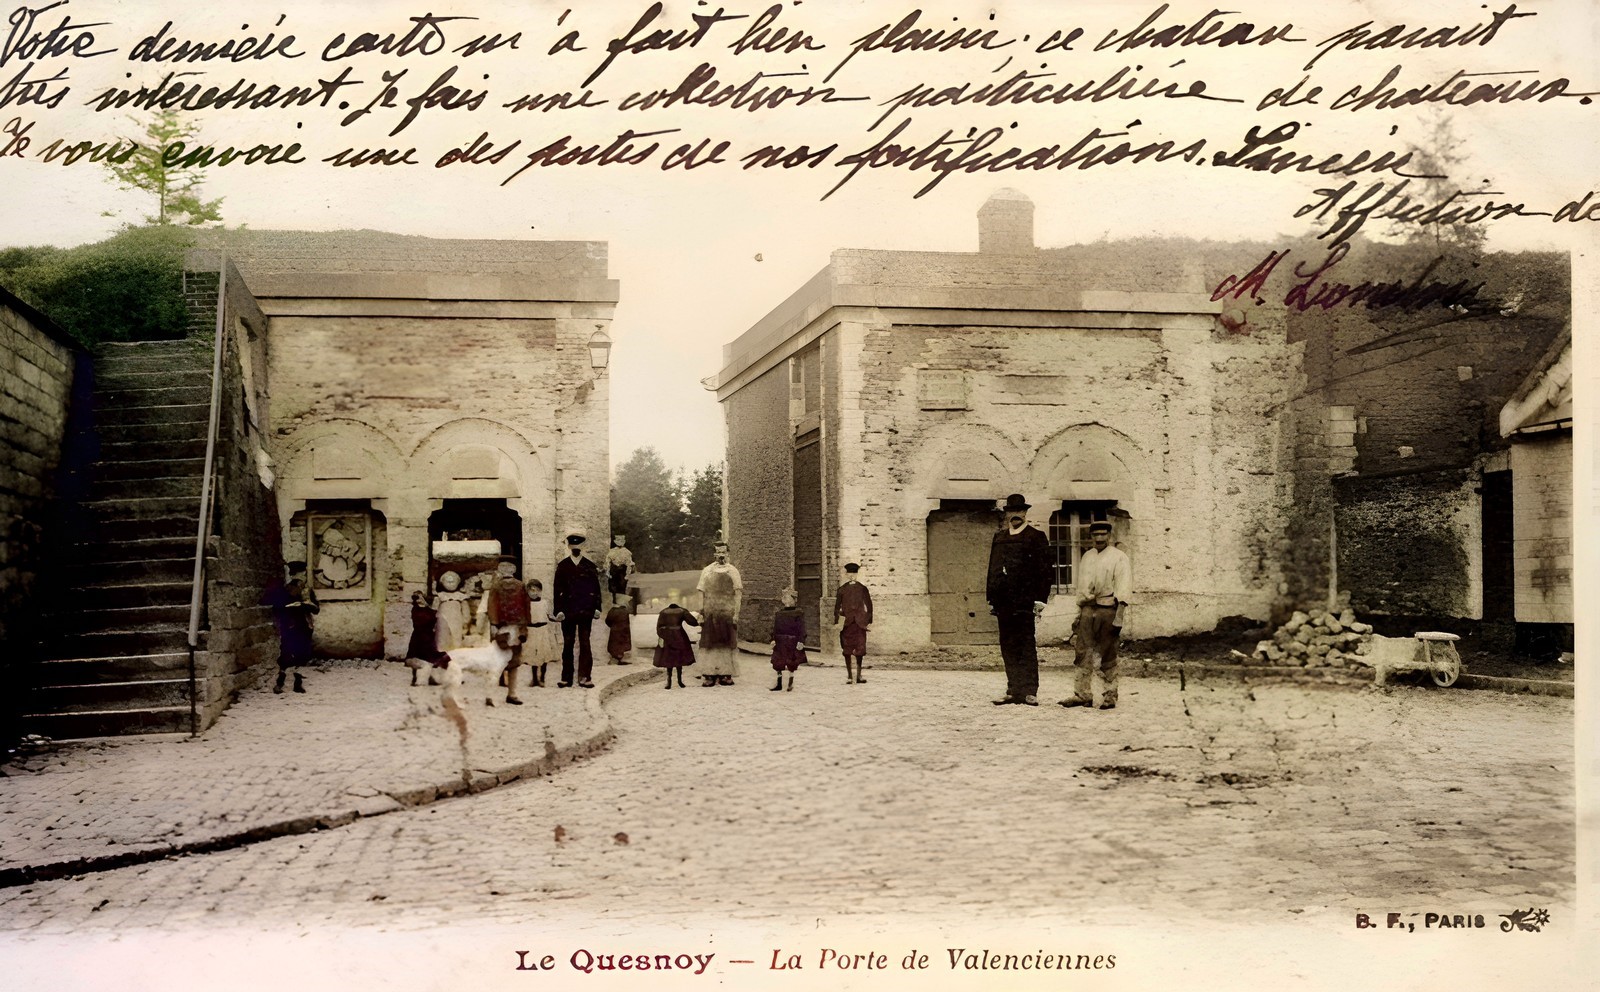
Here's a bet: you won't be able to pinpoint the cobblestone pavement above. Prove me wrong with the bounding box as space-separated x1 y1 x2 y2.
0 621 634 877
0 668 1573 936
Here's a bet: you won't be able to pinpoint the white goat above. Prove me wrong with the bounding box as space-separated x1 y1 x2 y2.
438 637 520 708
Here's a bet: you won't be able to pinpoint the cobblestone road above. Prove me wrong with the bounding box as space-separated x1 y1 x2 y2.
0 670 1573 937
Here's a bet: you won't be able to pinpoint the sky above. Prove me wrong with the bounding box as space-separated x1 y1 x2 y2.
3 0 1596 477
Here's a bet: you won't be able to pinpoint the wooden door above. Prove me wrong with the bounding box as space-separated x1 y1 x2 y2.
927 507 1000 646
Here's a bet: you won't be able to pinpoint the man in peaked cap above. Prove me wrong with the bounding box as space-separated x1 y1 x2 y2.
985 494 1053 706
1061 520 1132 711
553 531 603 688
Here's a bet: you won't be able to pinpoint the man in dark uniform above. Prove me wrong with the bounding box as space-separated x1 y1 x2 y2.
986 493 1053 706
553 531 603 688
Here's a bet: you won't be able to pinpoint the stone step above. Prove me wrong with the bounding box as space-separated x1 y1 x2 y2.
95 345 213 374
81 495 201 521
82 516 199 543
96 419 210 445
57 603 192 633
68 556 200 585
91 402 211 426
91 457 207 483
28 652 192 685
53 628 200 657
97 384 213 409
93 369 212 392
75 536 214 564
89 474 204 500
97 439 209 463
28 678 192 712
19 706 192 740
79 580 195 611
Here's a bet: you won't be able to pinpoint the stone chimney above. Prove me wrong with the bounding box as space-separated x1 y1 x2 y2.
977 189 1034 253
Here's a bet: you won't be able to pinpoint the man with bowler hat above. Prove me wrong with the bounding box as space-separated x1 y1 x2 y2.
553 531 603 688
1061 520 1132 710
986 494 1053 706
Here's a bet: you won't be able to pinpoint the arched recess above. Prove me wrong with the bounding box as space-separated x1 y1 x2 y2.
273 419 407 532
1027 422 1155 519
411 418 550 577
410 418 544 499
902 424 1030 518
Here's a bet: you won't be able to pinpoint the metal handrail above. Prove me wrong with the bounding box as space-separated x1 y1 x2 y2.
187 256 228 735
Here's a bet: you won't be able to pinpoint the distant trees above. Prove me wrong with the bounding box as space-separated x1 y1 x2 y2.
610 448 724 573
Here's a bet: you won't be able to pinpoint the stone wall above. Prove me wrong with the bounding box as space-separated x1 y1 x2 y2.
0 288 79 735
181 262 282 727
1510 435 1572 625
839 312 1297 647
1333 468 1480 619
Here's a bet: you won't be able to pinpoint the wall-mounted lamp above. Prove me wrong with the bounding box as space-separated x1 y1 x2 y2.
588 328 612 374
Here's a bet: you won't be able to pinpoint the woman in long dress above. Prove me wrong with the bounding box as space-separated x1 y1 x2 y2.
695 543 742 686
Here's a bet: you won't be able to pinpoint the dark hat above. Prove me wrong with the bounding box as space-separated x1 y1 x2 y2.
1001 493 1030 512
497 554 518 564
1089 520 1113 534
566 534 586 545
286 560 307 571
844 562 860 573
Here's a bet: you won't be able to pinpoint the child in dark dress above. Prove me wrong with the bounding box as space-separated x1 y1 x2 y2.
770 588 806 692
404 590 451 686
605 594 634 665
654 602 699 689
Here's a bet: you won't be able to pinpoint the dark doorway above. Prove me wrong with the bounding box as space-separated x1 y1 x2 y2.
428 499 522 584
1480 471 1513 623
793 428 823 643
927 500 1001 646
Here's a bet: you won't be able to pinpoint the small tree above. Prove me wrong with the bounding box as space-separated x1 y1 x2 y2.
1389 110 1486 251
103 110 224 226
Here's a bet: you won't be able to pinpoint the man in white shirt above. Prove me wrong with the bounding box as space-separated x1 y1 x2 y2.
1060 520 1132 710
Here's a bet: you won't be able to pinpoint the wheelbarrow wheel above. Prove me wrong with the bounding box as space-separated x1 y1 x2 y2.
1431 666 1459 687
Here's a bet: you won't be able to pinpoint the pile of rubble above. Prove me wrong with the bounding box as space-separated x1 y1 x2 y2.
1252 608 1375 668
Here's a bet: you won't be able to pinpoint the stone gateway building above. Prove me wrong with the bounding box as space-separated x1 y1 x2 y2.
207 231 618 657
713 193 1300 650
713 192 1571 657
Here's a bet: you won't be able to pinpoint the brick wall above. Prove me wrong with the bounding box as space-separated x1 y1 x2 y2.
0 288 79 734
723 361 792 642
1510 435 1572 624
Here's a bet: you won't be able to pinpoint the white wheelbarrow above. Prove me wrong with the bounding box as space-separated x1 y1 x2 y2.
1370 631 1463 687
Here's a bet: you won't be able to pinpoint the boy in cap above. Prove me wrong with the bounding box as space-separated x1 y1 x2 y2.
1061 520 1131 710
553 532 603 688
475 555 533 704
834 562 873 684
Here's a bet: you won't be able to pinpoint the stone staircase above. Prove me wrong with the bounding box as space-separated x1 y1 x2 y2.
22 339 216 740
